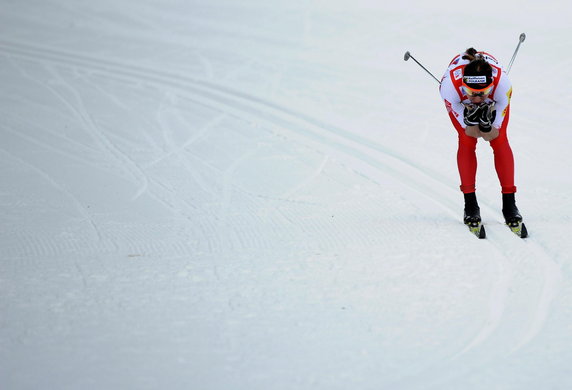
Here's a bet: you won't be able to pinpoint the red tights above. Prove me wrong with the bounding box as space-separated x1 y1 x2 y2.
449 108 516 194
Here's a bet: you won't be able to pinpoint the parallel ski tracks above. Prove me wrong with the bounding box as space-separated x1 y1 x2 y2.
1 39 562 354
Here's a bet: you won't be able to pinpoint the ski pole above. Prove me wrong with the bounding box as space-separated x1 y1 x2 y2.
506 33 526 74
403 51 441 85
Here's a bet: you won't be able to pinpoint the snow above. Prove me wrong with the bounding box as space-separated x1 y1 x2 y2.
1 0 572 388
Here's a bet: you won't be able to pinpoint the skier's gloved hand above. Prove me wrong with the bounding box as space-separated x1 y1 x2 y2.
478 103 495 132
463 105 481 127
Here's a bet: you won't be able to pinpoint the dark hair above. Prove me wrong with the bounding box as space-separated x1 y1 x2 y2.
462 47 493 85
462 47 479 61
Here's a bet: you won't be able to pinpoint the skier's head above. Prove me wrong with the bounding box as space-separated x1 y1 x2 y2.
462 48 494 99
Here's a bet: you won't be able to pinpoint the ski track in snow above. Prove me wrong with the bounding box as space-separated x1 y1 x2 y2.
0 144 106 277
508 246 563 354
43 65 151 201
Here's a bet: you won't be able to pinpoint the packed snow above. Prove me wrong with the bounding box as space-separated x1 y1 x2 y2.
1 0 572 389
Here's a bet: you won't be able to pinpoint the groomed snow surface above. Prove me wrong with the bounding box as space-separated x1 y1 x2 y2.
1 0 572 389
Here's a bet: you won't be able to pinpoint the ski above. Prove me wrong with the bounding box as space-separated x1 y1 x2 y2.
466 221 486 239
506 220 528 238
464 219 527 239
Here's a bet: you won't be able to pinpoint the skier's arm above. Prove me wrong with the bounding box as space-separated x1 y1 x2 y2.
439 75 466 128
492 72 512 129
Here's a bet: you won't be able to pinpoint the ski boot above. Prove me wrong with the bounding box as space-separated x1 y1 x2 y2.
463 192 481 224
502 193 527 238
502 193 522 224
464 192 485 238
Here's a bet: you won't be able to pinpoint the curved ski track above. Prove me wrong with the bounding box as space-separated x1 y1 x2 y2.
0 39 561 355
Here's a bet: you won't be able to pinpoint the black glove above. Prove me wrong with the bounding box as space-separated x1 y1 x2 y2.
463 105 481 127
478 103 495 132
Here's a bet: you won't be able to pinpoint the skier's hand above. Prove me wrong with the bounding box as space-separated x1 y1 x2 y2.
463 105 481 127
478 103 495 132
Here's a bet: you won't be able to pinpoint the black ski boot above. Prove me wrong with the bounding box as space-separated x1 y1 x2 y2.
502 193 527 238
502 193 522 224
463 192 481 225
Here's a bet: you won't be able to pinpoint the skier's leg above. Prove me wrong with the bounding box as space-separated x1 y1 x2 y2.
448 112 478 193
488 109 517 194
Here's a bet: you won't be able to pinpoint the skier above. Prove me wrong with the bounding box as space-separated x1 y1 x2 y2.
439 48 523 228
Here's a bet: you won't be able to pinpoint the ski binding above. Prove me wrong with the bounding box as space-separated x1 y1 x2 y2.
507 220 528 238
466 221 486 239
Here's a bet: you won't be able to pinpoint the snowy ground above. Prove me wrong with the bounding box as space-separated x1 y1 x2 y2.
1 0 572 389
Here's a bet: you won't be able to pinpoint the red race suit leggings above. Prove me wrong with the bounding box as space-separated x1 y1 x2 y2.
448 107 517 194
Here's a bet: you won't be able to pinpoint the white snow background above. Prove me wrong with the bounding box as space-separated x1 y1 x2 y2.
1 0 572 389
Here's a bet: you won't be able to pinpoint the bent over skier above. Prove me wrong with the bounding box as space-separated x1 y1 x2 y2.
440 48 523 229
